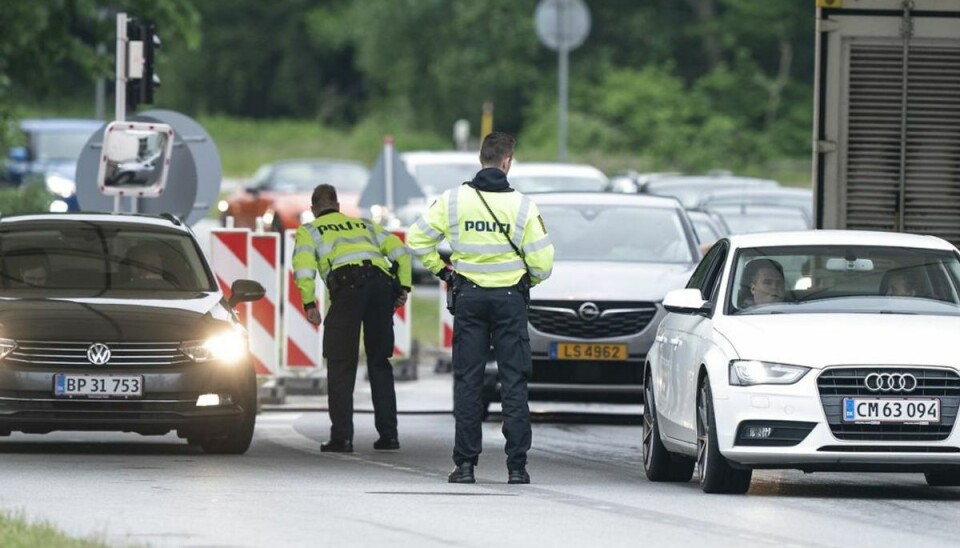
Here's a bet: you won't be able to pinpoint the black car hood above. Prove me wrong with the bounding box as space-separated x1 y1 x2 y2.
0 293 232 341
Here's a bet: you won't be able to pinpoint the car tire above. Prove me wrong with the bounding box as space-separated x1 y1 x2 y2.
697 377 752 494
924 469 960 487
643 372 694 482
200 366 257 455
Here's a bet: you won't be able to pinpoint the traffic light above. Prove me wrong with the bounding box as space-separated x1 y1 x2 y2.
125 20 160 110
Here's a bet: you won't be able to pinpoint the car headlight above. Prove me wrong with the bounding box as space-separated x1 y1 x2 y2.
729 360 810 386
0 338 17 360
48 200 69 213
262 209 275 226
180 330 247 364
45 173 76 198
300 210 315 224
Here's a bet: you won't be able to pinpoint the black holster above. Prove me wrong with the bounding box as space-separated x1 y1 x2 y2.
445 274 463 315
516 273 531 306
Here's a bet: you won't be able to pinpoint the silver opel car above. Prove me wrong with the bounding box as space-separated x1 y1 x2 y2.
483 193 700 412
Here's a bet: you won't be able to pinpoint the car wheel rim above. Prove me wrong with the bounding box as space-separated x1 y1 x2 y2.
642 382 654 468
696 384 708 483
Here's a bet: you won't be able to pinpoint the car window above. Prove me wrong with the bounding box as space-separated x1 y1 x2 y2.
727 245 960 316
686 241 727 299
691 217 720 245
538 204 696 264
29 130 94 163
0 224 216 296
270 163 368 192
711 208 810 233
412 163 480 196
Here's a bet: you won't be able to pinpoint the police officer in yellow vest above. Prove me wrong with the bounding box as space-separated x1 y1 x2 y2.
407 132 554 484
293 184 412 453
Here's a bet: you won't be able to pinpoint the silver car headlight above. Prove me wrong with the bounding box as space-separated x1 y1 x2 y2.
180 330 247 364
729 360 810 386
45 173 76 198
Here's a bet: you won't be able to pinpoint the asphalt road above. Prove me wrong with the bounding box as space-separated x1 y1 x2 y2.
2 394 959 547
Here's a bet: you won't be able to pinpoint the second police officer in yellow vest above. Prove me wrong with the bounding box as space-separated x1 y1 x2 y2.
292 184 412 453
408 132 554 484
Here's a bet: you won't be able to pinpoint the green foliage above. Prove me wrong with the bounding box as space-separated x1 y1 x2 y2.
0 183 53 216
0 511 106 548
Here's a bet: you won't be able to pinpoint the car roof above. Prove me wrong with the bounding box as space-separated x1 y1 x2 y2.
270 158 368 168
509 163 607 180
20 119 104 132
708 204 807 216
399 151 481 168
728 230 957 251
529 192 683 209
645 175 779 190
703 187 811 199
0 213 191 232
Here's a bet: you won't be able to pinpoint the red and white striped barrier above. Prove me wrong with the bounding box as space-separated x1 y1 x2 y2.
248 232 280 376
282 229 324 371
391 230 412 359
439 282 454 354
210 229 250 327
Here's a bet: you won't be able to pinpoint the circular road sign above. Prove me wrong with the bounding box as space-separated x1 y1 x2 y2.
535 0 591 51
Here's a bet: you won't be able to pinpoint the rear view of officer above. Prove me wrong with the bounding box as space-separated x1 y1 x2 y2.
407 132 554 484
293 184 412 453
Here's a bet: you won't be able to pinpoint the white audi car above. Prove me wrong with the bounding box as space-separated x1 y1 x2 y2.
644 230 960 493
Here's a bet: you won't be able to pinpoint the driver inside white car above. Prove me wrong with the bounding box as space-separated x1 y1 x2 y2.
739 258 787 308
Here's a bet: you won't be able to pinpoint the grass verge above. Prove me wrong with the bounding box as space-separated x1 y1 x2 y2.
411 290 440 350
0 511 107 548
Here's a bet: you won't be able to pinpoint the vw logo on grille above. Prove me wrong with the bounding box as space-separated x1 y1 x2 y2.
578 302 600 321
864 372 917 393
87 343 112 365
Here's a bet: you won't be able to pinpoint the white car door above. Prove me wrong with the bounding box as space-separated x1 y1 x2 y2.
656 243 727 442
660 242 729 444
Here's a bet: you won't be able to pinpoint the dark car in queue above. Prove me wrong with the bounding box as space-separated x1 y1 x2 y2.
0 213 265 453
482 193 700 413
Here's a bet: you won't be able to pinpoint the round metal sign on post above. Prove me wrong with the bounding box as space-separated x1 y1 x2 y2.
535 0 591 52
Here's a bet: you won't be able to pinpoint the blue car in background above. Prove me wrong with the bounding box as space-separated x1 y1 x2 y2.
4 119 104 211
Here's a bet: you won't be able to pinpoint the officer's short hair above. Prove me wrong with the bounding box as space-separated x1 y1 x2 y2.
480 132 516 166
311 184 338 207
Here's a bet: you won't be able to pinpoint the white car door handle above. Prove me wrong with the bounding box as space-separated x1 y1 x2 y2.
655 335 666 343
668 337 681 346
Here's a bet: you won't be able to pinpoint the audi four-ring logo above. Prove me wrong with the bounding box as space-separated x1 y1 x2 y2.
864 372 917 392
87 343 112 365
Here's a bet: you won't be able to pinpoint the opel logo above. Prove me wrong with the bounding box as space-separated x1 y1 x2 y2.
578 302 600 321
87 343 112 365
864 372 917 393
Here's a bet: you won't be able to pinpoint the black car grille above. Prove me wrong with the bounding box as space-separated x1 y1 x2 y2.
818 367 960 442
5 341 191 367
528 300 658 339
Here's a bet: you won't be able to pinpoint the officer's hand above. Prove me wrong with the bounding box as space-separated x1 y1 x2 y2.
394 289 409 308
306 308 322 326
436 267 456 284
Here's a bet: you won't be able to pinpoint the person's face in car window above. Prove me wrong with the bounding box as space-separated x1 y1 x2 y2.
886 273 917 297
750 266 785 305
20 264 48 287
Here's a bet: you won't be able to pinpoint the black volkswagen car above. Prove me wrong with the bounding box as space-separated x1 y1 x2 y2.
0 213 264 453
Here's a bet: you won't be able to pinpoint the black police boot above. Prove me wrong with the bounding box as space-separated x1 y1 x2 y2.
373 437 400 450
320 439 354 453
508 466 530 484
448 463 476 484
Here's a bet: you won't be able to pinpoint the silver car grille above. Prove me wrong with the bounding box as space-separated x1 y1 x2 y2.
528 300 658 339
818 367 960 442
6 341 191 367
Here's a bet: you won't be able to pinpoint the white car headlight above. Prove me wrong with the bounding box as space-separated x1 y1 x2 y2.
45 173 76 198
729 360 810 386
180 330 247 364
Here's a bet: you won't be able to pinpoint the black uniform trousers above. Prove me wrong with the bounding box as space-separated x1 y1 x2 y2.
322 267 398 442
452 280 531 470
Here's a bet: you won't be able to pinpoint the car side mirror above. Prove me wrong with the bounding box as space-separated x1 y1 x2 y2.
663 288 712 315
8 146 27 162
228 279 265 307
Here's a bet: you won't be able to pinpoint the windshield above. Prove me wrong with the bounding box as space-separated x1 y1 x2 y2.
539 204 694 263
511 175 608 193
714 210 810 234
30 131 94 163
0 224 216 297
691 218 720 245
270 163 368 192
413 163 479 196
728 245 960 316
